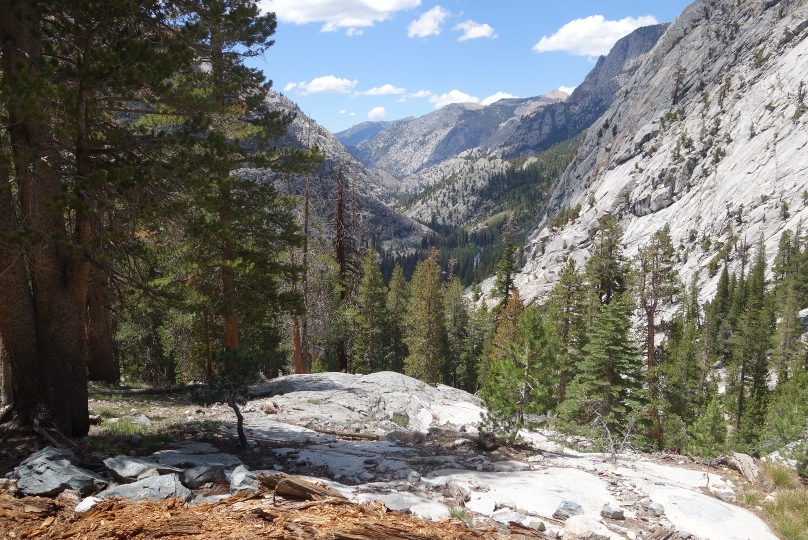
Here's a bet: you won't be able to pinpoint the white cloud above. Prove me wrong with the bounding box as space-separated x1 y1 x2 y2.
532 15 658 57
429 89 479 108
338 109 347 114
408 90 434 99
481 92 518 106
558 86 577 95
407 6 450 38
454 20 497 41
368 107 387 120
262 0 421 33
359 84 406 96
350 112 356 116
346 27 364 36
284 76 358 95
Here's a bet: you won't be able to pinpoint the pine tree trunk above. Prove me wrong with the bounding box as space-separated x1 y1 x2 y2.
1 341 11 406
0 0 89 436
86 268 119 382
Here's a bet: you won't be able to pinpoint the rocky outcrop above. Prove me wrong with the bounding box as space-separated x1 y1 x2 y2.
97 473 192 502
513 0 808 304
11 447 107 497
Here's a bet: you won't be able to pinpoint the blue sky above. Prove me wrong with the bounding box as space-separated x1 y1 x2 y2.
254 1 693 133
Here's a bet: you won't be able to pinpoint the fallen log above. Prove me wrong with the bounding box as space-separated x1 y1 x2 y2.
258 472 347 500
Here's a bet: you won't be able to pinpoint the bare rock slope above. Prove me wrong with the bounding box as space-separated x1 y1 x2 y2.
513 0 808 304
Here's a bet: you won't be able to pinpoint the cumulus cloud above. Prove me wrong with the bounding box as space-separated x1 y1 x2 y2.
350 112 356 116
408 90 434 99
481 92 518 106
346 27 364 36
368 107 387 121
558 86 577 95
359 84 406 96
429 90 479 108
532 15 658 57
454 20 497 41
262 0 421 33
338 110 347 114
284 76 358 95
407 6 450 38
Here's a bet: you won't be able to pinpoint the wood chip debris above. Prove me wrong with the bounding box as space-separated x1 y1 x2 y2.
0 474 551 539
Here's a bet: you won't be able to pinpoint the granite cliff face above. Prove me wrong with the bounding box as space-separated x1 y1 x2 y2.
237 92 422 244
511 0 808 304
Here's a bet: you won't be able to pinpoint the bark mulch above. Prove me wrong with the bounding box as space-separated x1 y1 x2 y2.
0 473 550 540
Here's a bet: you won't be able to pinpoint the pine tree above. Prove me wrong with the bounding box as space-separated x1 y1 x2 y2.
635 225 679 370
404 258 448 384
561 297 644 437
443 275 469 388
546 258 587 403
463 297 494 392
728 240 774 452
386 264 409 373
494 223 519 304
686 397 726 458
482 290 526 388
771 277 806 387
585 217 628 305
353 249 390 374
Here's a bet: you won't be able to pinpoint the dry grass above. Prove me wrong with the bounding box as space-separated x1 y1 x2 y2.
762 461 800 490
764 488 808 540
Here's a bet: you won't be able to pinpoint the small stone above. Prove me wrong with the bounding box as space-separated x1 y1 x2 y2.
360 471 376 482
407 470 421 482
646 502 665 517
527 454 545 463
230 465 260 494
181 464 225 489
528 520 546 532
133 415 152 427
553 500 584 520
376 463 389 473
130 434 143 446
601 502 625 520
75 496 102 514
564 515 610 540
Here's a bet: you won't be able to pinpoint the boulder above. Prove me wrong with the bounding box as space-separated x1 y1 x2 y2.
553 500 584 520
14 447 107 497
564 515 611 540
601 502 625 520
182 463 225 489
230 465 260 494
97 473 191 501
133 415 152 427
103 456 182 483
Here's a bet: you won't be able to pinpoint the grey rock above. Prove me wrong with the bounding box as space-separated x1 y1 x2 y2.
564 515 611 540
14 447 107 497
230 465 260 494
528 520 546 532
103 456 182 483
712 488 737 503
97 473 191 501
553 499 584 520
133 415 152 427
407 470 421 482
359 471 376 482
601 502 625 520
641 501 665 517
447 480 470 503
181 464 225 489
130 434 143 446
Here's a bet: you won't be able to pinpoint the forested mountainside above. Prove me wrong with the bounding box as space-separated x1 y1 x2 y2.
240 93 422 244
511 0 808 304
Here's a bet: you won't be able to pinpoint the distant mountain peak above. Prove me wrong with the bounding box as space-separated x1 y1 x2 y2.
543 89 570 101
